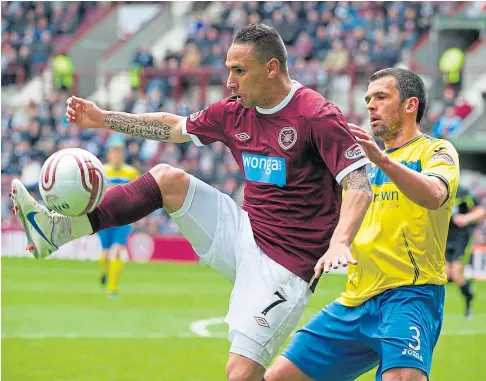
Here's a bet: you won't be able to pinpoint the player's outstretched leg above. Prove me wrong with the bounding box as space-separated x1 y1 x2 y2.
11 164 187 259
10 179 92 259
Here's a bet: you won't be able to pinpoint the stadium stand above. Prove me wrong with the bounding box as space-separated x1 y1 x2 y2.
1 1 106 85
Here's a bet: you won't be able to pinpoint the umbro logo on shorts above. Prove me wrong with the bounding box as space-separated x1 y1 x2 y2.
254 316 270 328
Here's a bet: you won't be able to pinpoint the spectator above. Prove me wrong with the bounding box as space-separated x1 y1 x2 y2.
313 26 331 60
344 27 366 55
180 42 201 69
354 40 371 66
324 40 349 73
295 31 314 60
52 53 74 90
455 96 473 120
224 3 246 32
132 46 155 69
148 88 165 111
304 10 320 36
30 31 52 64
201 44 225 69
432 107 463 138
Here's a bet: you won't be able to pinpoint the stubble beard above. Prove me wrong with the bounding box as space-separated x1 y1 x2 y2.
372 118 403 143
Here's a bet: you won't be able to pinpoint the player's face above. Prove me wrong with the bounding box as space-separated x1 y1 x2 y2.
107 147 124 167
365 76 404 142
225 44 271 108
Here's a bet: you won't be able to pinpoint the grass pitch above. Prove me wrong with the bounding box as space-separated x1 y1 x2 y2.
2 257 485 381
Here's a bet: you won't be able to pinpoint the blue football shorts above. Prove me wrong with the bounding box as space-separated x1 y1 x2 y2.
97 225 132 250
282 284 445 381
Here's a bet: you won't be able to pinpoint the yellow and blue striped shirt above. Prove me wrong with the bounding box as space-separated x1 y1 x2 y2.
339 135 460 307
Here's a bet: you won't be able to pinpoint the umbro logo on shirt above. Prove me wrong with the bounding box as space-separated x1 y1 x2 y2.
235 132 251 141
189 111 203 121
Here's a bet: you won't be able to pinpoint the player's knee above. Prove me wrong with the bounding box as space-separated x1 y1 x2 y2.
263 363 286 381
149 164 190 212
450 262 463 281
264 357 308 381
226 356 265 381
112 244 125 260
150 164 188 191
382 367 427 381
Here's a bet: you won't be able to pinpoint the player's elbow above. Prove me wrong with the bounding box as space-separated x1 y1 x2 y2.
357 191 372 207
421 177 449 210
425 198 443 210
421 192 446 210
170 119 191 143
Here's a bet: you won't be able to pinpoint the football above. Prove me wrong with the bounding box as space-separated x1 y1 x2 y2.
39 148 107 216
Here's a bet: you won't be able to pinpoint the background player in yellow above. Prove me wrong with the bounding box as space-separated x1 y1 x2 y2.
266 68 460 381
98 140 139 296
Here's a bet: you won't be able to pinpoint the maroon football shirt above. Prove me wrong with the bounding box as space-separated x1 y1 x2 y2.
183 81 369 282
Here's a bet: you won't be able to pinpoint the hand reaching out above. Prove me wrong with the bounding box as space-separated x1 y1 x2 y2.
314 242 357 279
66 96 105 129
348 123 386 165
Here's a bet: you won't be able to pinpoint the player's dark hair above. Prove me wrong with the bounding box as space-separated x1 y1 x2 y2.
369 68 427 123
233 23 288 73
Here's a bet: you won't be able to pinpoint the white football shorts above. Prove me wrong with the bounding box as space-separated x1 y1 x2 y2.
169 175 313 368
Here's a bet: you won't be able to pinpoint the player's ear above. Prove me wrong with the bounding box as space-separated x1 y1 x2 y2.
267 58 279 79
405 97 419 115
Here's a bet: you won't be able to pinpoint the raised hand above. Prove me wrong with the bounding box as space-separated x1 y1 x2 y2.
66 96 105 129
348 123 386 165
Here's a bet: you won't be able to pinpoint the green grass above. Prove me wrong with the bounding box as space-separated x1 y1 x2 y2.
2 257 485 381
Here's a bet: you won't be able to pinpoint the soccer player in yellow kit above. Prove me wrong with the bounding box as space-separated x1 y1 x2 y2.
266 68 459 381
98 143 139 296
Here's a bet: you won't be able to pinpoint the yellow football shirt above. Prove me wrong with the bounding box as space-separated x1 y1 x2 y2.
338 135 460 307
104 163 139 185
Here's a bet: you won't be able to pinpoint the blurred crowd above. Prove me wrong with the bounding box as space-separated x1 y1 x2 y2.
1 1 103 85
423 86 474 138
2 0 485 241
130 1 462 104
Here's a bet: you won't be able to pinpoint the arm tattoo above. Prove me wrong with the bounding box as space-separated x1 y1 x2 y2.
343 167 372 197
104 113 173 141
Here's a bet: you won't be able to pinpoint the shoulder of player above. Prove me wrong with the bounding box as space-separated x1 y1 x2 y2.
217 96 244 111
189 97 243 120
419 135 458 155
416 136 459 168
294 87 343 121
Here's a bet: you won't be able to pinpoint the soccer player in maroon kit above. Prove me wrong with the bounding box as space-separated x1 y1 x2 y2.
11 24 372 380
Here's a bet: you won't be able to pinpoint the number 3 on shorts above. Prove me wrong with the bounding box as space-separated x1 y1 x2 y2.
409 326 421 351
261 291 287 316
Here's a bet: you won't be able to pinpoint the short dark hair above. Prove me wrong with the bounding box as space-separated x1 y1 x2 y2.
369 68 427 123
233 23 288 72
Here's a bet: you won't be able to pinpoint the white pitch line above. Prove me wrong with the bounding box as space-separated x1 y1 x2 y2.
189 316 226 338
